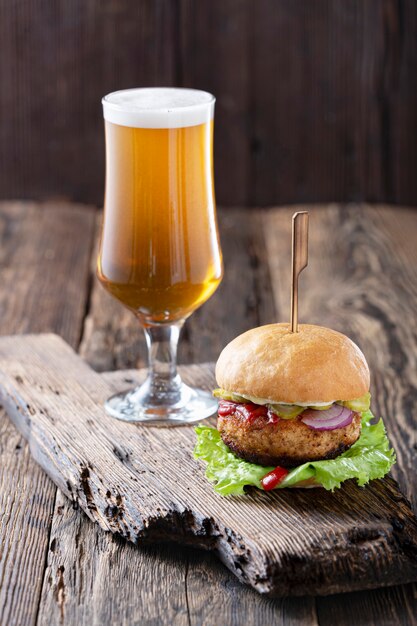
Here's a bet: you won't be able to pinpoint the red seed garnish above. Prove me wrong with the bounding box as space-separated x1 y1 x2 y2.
261 467 289 490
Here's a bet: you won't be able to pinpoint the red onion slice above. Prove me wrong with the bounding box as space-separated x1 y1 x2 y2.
301 405 353 431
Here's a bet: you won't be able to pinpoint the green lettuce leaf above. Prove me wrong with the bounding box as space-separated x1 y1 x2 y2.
193 410 396 496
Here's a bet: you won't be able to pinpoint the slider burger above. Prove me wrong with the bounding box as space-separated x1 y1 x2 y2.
194 323 395 495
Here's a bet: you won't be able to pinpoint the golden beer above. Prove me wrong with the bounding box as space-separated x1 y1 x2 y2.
98 88 221 423
97 92 222 325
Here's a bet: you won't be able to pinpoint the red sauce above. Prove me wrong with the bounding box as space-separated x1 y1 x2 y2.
218 400 279 424
217 400 238 416
261 467 289 490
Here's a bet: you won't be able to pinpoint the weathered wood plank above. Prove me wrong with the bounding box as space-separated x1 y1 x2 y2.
0 334 416 599
184 548 319 626
316 582 417 626
263 204 417 625
0 413 55 626
37 490 190 626
38 490 316 626
0 202 96 626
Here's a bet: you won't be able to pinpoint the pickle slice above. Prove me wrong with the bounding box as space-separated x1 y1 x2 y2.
309 403 334 411
267 404 305 419
339 392 371 413
212 388 247 403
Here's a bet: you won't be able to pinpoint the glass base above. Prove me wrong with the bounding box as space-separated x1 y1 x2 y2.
104 381 217 425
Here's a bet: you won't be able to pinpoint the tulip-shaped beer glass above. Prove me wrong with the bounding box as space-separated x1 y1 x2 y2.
97 88 223 423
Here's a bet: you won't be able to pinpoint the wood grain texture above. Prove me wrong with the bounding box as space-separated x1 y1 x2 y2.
1 202 416 623
0 0 178 205
0 334 416 599
37 490 190 626
0 410 56 626
0 202 96 626
180 0 252 206
316 583 417 626
1 2 416 206
184 548 319 626
37 492 318 626
250 1 417 206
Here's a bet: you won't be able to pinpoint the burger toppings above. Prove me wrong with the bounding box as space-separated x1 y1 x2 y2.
219 397 355 431
300 406 354 431
261 466 289 490
214 388 371 422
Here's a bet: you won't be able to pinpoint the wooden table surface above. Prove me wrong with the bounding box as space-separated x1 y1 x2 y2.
0 202 416 626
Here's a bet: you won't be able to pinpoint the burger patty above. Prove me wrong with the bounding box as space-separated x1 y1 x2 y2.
217 410 362 467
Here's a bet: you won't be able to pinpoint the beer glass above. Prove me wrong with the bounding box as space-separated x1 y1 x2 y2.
97 88 223 423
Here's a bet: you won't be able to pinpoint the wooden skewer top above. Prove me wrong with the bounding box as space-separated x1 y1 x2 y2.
290 211 309 332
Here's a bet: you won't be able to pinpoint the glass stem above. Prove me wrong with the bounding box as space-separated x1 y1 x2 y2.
143 322 183 405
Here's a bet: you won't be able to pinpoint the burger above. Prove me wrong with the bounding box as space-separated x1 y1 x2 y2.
194 323 395 495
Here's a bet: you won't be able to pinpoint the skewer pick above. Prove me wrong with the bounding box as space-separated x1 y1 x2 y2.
290 211 309 333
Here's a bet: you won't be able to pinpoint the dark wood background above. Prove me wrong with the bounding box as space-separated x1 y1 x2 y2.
0 0 416 207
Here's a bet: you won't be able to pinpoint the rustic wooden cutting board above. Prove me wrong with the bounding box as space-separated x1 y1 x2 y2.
0 333 416 597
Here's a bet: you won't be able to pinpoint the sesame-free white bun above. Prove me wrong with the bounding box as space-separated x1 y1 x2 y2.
215 323 370 404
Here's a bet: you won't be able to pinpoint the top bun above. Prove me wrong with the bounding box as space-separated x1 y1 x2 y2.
215 323 370 404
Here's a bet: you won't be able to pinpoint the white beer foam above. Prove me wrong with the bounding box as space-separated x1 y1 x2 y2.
102 87 215 128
